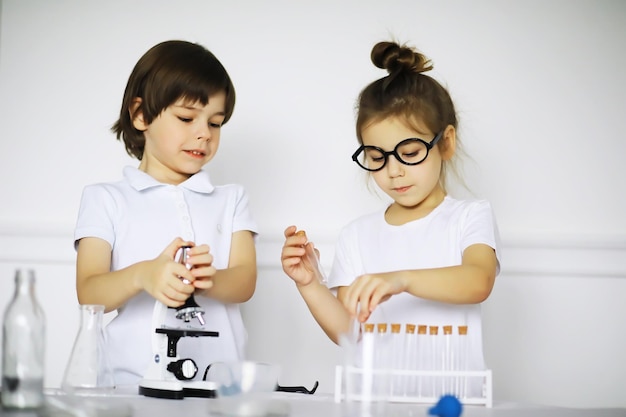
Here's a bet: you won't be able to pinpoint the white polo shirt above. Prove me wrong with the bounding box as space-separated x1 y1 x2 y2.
328 196 500 388
74 166 258 386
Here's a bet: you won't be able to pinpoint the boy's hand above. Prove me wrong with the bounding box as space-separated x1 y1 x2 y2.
139 237 197 308
281 225 318 287
185 243 216 291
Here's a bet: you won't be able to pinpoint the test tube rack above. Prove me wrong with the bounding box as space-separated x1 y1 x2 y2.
334 365 493 407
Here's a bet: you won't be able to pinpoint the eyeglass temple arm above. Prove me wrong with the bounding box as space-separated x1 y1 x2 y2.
275 380 319 395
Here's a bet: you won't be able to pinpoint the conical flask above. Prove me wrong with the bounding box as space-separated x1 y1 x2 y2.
61 304 114 395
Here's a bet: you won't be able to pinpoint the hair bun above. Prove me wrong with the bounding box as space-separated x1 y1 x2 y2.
371 41 433 75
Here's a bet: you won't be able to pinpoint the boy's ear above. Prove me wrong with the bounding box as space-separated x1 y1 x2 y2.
130 98 147 131
440 124 456 161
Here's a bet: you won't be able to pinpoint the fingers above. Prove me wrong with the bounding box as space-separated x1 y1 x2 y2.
158 278 195 308
281 226 307 263
185 245 213 269
281 226 320 286
284 225 297 238
343 275 392 323
164 237 194 259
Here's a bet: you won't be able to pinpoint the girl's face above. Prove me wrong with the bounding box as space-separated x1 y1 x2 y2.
133 92 226 185
360 116 446 223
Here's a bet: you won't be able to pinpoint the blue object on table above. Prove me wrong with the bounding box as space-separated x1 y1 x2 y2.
428 395 463 417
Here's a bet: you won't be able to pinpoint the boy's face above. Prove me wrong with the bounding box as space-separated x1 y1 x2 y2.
132 92 226 184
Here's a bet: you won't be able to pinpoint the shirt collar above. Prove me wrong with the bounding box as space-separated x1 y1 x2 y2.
123 166 215 194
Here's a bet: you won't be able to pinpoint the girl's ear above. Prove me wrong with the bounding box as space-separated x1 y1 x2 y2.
130 98 147 131
439 124 456 161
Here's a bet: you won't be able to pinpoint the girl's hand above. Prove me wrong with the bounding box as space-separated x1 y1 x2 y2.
281 225 318 286
140 237 197 308
342 272 406 323
185 243 216 291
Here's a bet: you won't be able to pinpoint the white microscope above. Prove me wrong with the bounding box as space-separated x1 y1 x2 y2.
138 246 219 399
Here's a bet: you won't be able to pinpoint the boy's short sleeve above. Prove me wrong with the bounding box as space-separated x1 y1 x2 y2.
231 185 258 240
74 184 117 249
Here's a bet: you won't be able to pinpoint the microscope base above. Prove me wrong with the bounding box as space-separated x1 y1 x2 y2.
139 379 184 400
139 379 217 399
183 380 218 398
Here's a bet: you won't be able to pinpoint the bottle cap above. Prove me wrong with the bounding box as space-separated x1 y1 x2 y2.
429 325 439 335
376 323 388 333
458 325 468 335
443 325 452 335
418 324 427 334
364 323 375 333
391 323 401 333
405 324 416 334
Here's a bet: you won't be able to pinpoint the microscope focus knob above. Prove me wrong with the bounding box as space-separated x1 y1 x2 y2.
167 358 198 381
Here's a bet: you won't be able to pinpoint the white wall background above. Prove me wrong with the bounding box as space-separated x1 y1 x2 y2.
1 0 625 409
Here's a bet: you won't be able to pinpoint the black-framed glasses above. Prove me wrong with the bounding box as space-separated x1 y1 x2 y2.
351 131 443 172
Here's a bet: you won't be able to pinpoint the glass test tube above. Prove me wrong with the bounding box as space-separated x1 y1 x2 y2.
416 325 428 398
403 324 416 397
375 323 389 399
429 325 439 398
457 325 468 399
359 323 376 402
295 230 327 284
389 323 403 397
442 325 453 395
376 323 388 370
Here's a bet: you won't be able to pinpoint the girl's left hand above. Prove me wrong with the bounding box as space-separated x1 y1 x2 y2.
185 244 216 291
342 272 406 323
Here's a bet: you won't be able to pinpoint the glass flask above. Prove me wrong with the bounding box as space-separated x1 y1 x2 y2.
61 304 114 395
1 269 45 409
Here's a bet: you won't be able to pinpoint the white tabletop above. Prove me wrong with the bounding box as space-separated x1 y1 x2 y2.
1 389 624 417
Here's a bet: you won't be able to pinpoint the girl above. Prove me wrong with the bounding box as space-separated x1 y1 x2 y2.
281 41 500 393
74 40 257 386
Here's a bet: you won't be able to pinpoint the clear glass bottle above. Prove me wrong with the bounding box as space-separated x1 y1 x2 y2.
1 269 45 409
62 304 114 395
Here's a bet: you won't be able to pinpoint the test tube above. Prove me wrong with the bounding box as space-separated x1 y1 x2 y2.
457 325 468 399
403 324 416 397
376 323 390 399
375 323 388 370
295 230 327 284
416 325 428 398
389 323 403 397
442 325 453 395
360 323 376 402
429 325 439 398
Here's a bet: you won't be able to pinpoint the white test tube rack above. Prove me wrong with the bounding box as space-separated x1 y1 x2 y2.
333 365 493 407
334 323 493 408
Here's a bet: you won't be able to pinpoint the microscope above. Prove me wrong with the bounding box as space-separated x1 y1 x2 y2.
138 246 219 399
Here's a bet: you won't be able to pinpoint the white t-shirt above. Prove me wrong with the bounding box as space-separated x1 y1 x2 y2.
74 166 258 386
328 196 500 376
